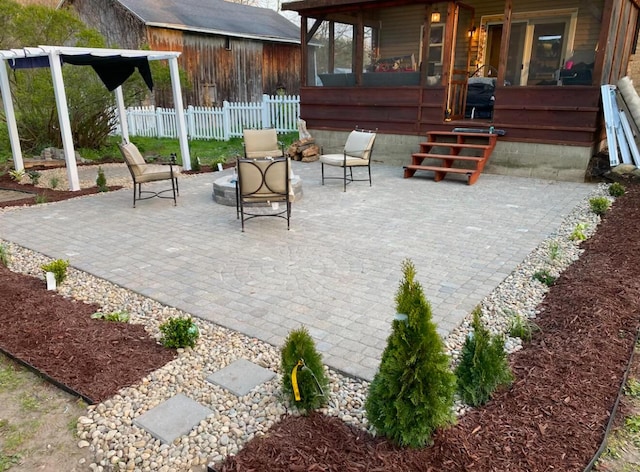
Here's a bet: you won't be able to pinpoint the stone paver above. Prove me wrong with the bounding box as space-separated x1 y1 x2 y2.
206 359 276 396
132 393 212 444
0 160 594 380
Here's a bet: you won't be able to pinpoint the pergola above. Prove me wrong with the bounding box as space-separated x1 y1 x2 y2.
0 45 192 191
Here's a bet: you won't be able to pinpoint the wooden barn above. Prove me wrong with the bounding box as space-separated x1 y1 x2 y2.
59 0 301 106
282 0 640 181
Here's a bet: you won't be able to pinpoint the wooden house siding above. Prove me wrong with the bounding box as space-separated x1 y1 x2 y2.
63 0 301 107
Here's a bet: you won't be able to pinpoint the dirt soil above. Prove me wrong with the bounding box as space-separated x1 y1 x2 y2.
1 174 640 471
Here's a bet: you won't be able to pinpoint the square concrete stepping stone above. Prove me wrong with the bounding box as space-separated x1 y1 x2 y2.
206 359 276 396
133 393 212 444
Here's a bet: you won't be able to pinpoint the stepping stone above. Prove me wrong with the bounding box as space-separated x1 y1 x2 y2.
133 393 212 444
206 359 276 396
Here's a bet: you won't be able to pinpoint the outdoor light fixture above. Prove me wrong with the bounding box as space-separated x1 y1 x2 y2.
431 12 441 23
468 25 477 37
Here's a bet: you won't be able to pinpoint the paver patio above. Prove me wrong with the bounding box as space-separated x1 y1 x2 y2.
0 160 594 380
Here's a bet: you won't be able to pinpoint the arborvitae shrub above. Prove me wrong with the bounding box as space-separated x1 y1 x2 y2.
609 182 625 197
96 166 108 192
455 307 514 407
41 259 70 285
159 317 199 348
365 259 456 448
280 327 329 414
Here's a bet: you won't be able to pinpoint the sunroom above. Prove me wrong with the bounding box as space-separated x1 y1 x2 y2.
282 0 639 181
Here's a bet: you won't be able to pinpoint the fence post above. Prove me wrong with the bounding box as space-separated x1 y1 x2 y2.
187 105 194 138
262 94 271 129
155 107 163 138
222 101 231 141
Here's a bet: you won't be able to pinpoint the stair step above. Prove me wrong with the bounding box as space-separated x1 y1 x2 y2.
427 131 497 139
412 153 484 162
420 142 491 150
404 165 475 174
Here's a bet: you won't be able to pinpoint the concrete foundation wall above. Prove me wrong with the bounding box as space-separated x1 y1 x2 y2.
310 129 592 183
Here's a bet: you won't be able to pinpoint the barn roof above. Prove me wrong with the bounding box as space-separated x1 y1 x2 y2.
115 0 300 44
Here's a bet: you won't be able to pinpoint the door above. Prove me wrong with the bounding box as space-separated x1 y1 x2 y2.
445 2 474 120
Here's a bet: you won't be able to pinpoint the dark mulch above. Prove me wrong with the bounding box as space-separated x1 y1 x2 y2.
218 184 640 472
0 166 122 209
0 264 176 403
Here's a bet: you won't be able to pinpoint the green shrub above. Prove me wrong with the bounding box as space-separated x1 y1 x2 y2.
191 155 201 172
548 242 560 261
8 169 24 181
159 317 199 348
34 194 47 204
365 259 456 448
532 269 556 287
570 223 588 241
41 259 69 285
589 196 611 216
91 310 130 322
49 176 59 189
0 244 9 267
96 166 108 192
27 170 41 185
508 314 539 342
280 327 329 413
455 307 514 407
609 182 626 197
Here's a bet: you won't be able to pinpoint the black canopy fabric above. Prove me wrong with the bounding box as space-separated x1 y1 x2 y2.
7 53 153 91
61 54 153 91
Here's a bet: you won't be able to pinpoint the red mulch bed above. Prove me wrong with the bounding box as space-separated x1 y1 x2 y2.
217 184 640 472
0 166 122 209
0 265 175 403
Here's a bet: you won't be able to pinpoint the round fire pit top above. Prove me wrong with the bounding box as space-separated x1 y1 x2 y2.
212 174 303 206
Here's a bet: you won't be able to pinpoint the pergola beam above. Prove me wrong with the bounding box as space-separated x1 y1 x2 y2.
0 45 192 191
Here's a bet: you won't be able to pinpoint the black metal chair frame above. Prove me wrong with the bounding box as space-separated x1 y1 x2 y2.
320 128 377 192
236 157 291 232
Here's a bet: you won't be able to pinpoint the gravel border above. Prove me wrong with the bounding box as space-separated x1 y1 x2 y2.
0 181 611 471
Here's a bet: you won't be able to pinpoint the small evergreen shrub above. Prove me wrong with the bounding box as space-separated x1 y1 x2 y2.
96 167 108 192
27 170 41 185
589 196 611 216
35 194 48 204
570 223 588 241
281 327 329 413
0 244 9 267
455 307 514 407
508 314 539 342
609 182 626 197
91 310 130 322
532 269 556 286
49 176 59 189
159 317 199 348
365 259 456 448
41 259 70 285
8 169 24 181
191 155 201 172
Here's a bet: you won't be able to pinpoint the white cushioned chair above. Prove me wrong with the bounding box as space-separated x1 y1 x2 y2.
118 141 179 208
320 129 376 191
236 157 291 231
242 129 285 159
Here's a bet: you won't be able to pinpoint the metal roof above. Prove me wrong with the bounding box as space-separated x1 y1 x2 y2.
116 0 300 44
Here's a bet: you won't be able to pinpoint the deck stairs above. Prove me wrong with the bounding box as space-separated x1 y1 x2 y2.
403 130 498 185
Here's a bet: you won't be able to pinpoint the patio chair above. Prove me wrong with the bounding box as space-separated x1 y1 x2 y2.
237 156 291 231
242 128 285 159
118 141 179 208
320 129 377 191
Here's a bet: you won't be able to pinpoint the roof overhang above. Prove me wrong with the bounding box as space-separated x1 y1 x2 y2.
145 22 301 45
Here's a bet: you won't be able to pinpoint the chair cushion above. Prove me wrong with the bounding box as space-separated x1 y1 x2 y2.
238 158 289 198
243 129 283 158
320 153 370 167
343 131 376 159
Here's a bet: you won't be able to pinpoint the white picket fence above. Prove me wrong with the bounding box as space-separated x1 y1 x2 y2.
123 94 300 141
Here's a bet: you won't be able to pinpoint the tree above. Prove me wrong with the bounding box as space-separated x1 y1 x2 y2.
455 307 514 407
365 259 456 448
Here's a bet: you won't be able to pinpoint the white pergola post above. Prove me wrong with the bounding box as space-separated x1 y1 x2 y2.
115 86 129 143
0 59 24 171
49 50 80 191
169 56 191 171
